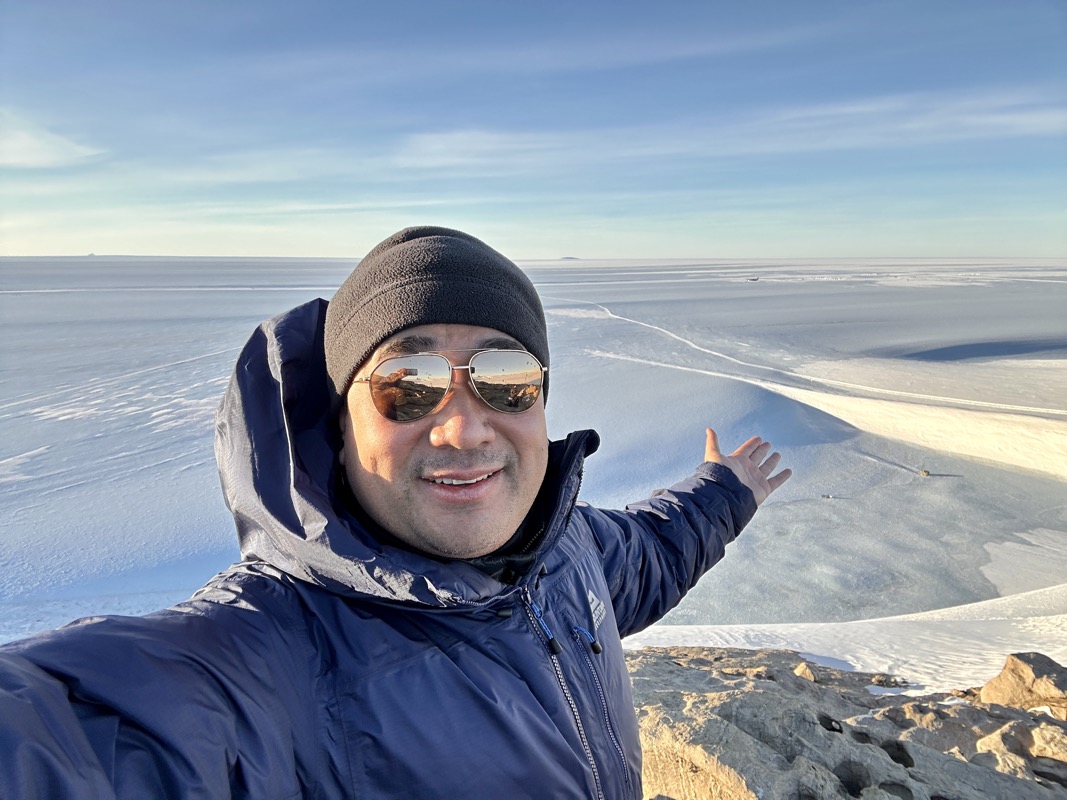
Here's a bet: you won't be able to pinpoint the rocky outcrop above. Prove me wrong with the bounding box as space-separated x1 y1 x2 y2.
626 647 1067 800
980 652 1067 722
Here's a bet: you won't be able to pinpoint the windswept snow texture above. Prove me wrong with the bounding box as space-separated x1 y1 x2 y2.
2 256 1065 688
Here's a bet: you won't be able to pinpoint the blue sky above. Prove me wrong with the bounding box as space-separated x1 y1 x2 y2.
1 1 1064 257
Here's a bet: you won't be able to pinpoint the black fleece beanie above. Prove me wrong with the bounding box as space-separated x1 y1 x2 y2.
324 226 549 410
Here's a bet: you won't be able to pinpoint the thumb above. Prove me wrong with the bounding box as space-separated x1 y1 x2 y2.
705 427 722 463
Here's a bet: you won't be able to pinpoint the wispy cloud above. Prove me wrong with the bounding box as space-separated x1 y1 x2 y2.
0 109 104 168
392 131 568 171
11 86 1050 205
740 89 1067 152
415 25 823 75
225 25 826 90
5 87 1060 221
389 88 1067 174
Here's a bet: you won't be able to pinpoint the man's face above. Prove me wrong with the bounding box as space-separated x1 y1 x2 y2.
339 323 549 559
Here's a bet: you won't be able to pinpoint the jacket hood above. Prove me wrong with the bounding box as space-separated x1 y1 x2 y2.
215 299 598 608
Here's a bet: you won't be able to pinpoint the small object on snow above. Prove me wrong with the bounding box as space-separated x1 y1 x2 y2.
822 493 833 499
918 469 930 477
871 674 909 688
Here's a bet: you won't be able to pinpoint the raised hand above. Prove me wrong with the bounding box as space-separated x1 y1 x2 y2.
704 427 792 506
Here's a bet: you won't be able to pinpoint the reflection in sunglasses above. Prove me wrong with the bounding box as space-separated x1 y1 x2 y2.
361 350 545 422
475 381 539 411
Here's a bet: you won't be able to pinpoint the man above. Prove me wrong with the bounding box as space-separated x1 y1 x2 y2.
0 226 790 798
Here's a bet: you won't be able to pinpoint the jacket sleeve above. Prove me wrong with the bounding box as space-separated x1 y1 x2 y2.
0 575 319 800
579 461 757 638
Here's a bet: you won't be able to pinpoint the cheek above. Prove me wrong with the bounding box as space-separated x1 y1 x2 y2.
354 430 391 475
511 408 549 471
520 402 549 443
346 411 417 481
342 404 383 475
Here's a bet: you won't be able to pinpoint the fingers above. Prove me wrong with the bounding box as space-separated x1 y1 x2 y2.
751 440 773 463
758 451 781 475
767 468 793 492
730 436 763 459
713 432 778 466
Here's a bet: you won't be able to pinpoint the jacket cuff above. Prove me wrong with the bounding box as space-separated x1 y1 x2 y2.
694 461 758 522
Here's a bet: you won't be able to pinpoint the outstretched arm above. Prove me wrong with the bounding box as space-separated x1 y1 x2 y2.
704 427 792 506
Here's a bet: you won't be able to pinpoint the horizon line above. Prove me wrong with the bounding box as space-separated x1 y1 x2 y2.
2 253 1065 262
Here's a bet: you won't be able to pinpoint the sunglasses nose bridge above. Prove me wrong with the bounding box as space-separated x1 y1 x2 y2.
427 363 500 446
441 362 483 405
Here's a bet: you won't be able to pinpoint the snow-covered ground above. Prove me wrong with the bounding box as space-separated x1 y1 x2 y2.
2 255 1065 693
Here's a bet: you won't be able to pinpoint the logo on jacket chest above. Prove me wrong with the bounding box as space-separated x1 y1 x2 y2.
587 589 606 631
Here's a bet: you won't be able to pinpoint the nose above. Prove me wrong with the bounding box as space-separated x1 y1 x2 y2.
427 370 497 450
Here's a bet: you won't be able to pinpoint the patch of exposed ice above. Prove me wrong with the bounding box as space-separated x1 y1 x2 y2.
982 529 1067 596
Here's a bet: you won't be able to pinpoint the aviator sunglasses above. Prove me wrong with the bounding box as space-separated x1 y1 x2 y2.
353 349 547 422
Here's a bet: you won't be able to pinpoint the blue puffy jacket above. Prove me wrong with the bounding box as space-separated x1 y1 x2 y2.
0 300 756 799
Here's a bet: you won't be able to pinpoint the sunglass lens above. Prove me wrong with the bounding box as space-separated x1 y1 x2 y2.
369 354 450 421
469 351 543 413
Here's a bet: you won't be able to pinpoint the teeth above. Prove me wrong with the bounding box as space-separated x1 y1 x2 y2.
433 473 493 486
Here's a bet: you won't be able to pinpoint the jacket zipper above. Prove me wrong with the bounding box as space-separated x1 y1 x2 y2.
571 628 633 795
522 588 605 800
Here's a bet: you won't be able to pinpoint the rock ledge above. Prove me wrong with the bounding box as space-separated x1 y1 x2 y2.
627 647 1067 800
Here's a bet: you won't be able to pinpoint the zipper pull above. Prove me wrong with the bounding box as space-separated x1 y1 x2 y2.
524 588 564 655
534 562 548 589
573 626 603 655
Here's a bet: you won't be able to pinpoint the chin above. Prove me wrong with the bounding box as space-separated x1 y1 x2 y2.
424 529 512 559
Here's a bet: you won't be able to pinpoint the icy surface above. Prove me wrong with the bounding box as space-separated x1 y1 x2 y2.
2 255 1065 689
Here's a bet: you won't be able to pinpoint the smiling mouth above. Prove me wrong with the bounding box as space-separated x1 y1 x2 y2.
430 471 497 486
